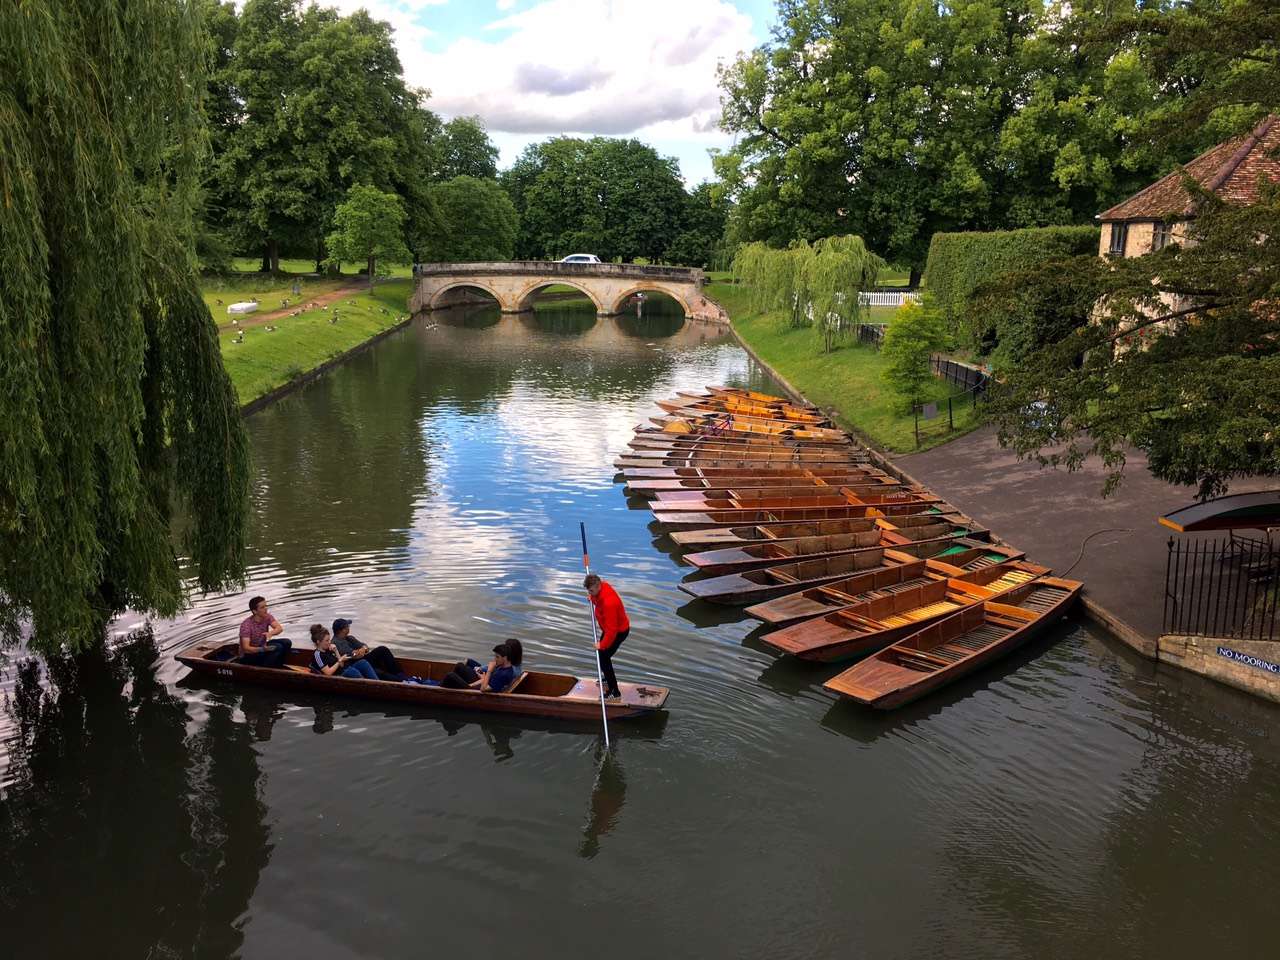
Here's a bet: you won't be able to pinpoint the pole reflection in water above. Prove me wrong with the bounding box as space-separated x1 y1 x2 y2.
580 746 628 860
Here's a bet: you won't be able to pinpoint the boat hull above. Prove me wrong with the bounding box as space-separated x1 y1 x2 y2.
175 642 669 721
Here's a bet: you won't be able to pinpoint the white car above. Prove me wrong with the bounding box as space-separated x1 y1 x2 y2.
559 253 601 264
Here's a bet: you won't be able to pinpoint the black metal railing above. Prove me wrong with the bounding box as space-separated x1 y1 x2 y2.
932 356 990 395
1163 536 1280 641
856 323 885 348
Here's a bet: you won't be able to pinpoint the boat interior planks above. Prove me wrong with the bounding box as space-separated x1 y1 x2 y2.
821 576 1083 708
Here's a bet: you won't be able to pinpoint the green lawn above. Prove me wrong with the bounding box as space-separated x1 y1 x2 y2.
706 282 981 453
201 272 351 319
227 256 414 278
218 279 413 405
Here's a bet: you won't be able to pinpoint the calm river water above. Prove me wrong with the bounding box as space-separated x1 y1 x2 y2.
3 302 1279 959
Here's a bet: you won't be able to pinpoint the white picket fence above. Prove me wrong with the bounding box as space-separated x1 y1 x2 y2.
858 290 921 307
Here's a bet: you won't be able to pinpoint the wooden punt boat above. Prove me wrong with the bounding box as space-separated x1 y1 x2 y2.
657 396 831 425
654 501 959 529
743 545 1027 625
679 389 819 412
650 483 916 511
620 465 884 481
667 512 987 549
650 416 849 443
626 472 894 497
822 576 1084 709
758 562 1049 661
614 452 868 470
629 429 852 450
175 641 670 721
678 539 1009 606
680 518 979 574
653 493 944 527
705 386 818 409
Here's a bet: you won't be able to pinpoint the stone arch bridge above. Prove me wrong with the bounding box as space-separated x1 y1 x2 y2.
409 261 729 324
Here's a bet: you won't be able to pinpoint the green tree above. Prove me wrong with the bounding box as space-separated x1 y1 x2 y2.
881 301 947 410
665 182 731 268
502 137 690 261
0 0 250 654
714 0 1168 282
436 116 500 180
423 176 518 262
326 185 411 285
986 0 1280 496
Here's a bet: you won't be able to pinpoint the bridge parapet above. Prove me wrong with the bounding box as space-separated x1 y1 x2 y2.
410 261 728 324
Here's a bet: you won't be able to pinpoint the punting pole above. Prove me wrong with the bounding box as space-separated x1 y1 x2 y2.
580 522 611 750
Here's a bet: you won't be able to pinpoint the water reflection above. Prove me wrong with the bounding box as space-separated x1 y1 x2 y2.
0 630 267 958
579 747 628 859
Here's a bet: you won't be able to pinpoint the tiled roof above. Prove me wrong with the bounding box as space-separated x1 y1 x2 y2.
1098 115 1280 222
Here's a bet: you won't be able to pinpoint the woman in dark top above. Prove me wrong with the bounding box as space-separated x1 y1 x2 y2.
309 624 379 680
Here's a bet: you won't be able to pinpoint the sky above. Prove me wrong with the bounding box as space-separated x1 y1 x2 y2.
320 0 779 183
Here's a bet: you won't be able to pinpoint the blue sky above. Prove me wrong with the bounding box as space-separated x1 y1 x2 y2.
323 0 779 183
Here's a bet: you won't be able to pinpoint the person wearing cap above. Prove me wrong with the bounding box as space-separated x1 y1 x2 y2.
440 640 521 692
584 574 629 701
330 618 406 682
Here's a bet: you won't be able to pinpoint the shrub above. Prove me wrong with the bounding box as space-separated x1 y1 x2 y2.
925 226 1099 353
882 300 947 411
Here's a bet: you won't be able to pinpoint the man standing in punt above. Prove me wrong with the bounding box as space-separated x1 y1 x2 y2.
584 574 630 702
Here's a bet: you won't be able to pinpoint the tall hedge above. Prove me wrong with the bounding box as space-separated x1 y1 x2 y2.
925 226 1100 354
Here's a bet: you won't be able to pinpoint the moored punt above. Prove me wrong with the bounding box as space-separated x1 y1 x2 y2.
656 397 831 426
650 415 849 443
679 388 819 412
706 385 818 409
175 642 670 721
619 464 884 481
629 430 853 451
614 451 868 470
653 501 960 529
757 562 1048 661
677 538 1007 606
653 493 944 526
647 476 902 501
625 471 893 496
680 518 979 574
649 483 917 511
822 576 1083 709
743 546 1028 626
667 513 988 549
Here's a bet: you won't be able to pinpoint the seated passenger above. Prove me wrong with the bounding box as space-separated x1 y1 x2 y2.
441 640 522 692
238 596 293 668
309 624 378 680
331 618 406 681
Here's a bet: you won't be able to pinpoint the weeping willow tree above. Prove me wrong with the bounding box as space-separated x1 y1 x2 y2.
0 1 251 656
732 235 884 348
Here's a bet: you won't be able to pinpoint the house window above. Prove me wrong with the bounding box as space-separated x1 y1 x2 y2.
1108 223 1128 256
1152 221 1174 251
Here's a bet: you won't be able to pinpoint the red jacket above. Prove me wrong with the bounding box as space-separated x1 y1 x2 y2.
590 581 630 650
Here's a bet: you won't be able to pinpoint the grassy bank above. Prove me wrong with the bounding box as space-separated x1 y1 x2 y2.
217 278 413 406
706 282 981 453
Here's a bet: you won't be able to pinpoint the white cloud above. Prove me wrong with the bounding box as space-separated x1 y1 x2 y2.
404 0 755 146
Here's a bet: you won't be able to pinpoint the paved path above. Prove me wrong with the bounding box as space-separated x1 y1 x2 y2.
895 426 1267 642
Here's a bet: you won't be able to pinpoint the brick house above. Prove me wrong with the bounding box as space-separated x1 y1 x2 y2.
1097 114 1280 258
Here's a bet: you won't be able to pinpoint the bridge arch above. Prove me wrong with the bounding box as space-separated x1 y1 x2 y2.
606 284 694 319
513 279 605 315
428 279 508 311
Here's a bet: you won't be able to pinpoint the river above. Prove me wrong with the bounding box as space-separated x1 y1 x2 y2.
3 301 1278 958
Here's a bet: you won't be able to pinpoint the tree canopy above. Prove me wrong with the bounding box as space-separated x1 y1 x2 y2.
714 0 1173 281
983 0 1280 496
0 0 250 654
326 185 411 284
423 176 519 262
435 116 501 181
501 137 699 262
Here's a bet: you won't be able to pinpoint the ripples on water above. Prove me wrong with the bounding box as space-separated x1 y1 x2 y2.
3 303 1279 959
